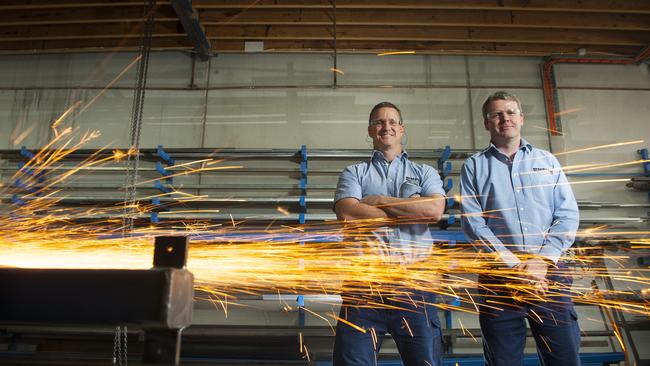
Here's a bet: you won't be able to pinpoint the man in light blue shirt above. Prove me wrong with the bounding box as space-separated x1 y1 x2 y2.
333 102 446 366
460 91 581 366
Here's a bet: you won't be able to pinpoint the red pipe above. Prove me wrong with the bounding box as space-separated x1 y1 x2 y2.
542 46 650 136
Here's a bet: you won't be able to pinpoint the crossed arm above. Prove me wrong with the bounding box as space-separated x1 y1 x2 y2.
334 194 445 223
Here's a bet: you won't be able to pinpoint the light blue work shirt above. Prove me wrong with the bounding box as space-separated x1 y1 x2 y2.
460 139 579 267
334 150 446 264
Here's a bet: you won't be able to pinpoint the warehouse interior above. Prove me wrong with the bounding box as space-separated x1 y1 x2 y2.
0 1 649 365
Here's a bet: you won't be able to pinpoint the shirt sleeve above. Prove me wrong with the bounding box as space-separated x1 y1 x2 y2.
420 164 446 197
537 155 580 263
460 159 521 268
334 165 363 204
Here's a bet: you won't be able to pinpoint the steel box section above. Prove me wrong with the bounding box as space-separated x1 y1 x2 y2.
0 267 193 329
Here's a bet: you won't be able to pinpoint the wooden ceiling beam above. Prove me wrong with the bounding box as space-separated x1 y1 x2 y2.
198 25 650 46
0 37 190 52
191 0 650 14
211 40 642 57
2 0 648 14
0 38 640 58
198 9 650 31
1 0 648 57
0 1 170 10
0 23 184 41
5 24 645 47
0 6 177 26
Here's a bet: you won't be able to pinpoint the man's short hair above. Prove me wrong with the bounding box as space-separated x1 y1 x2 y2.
481 91 523 119
369 101 403 126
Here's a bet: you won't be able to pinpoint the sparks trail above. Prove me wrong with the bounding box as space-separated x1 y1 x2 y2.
1 137 649 322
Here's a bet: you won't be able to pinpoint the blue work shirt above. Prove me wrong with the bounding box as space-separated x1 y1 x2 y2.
334 150 446 264
460 139 579 267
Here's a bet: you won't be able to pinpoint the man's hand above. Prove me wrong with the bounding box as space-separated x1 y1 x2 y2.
518 257 549 282
516 257 550 296
533 278 549 295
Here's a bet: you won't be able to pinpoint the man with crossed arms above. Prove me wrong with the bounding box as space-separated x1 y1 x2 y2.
333 101 446 366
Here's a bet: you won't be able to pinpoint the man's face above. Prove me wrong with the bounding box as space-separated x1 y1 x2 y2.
483 99 524 142
367 107 404 149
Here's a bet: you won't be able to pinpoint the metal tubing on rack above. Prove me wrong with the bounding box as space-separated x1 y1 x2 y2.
0 148 478 161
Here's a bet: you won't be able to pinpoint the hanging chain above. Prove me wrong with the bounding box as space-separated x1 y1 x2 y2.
123 0 155 234
121 326 128 366
112 325 128 366
112 326 120 366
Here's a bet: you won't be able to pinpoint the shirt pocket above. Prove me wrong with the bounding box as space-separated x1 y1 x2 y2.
399 180 422 198
523 169 556 202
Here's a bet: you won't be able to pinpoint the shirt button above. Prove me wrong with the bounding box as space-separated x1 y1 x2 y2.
516 189 521 193
520 207 524 211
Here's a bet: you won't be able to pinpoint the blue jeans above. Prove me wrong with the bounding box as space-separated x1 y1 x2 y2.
478 263 581 366
333 290 442 366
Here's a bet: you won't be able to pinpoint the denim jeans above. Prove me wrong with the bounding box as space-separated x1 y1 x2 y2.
478 263 581 366
333 290 443 366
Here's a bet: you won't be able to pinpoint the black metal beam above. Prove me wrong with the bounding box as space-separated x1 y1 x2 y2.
170 0 212 61
0 267 193 329
0 237 194 365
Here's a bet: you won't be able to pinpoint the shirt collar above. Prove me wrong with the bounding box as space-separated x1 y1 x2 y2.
371 149 408 162
483 138 533 155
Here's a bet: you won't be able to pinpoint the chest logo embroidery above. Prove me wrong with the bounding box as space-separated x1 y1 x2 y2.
532 167 553 175
405 177 420 185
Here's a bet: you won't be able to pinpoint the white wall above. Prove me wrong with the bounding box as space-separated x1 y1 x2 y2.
0 52 550 152
1 52 648 204
554 63 650 218
1 51 649 209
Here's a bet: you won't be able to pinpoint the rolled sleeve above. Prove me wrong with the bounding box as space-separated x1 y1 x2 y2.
420 165 446 197
334 165 362 204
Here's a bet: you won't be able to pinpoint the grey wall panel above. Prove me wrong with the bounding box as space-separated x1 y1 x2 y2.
337 54 467 86
140 90 206 148
556 63 650 89
0 90 12 149
0 52 202 89
146 52 203 88
468 56 543 88
203 87 472 150
555 89 650 212
211 54 334 87
0 53 138 88
556 89 650 166
68 89 133 149
1 89 91 149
